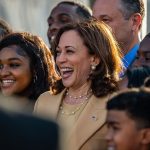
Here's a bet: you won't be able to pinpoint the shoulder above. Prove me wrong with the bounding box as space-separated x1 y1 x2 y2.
33 90 65 119
37 91 54 101
34 91 53 110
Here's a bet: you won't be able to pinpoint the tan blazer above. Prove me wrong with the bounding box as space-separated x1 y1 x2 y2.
34 89 109 150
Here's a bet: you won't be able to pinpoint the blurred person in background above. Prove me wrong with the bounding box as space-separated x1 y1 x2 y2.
0 32 59 111
93 0 145 70
34 19 122 150
0 18 12 41
119 66 150 89
127 66 150 88
47 0 92 54
0 94 59 150
132 32 150 67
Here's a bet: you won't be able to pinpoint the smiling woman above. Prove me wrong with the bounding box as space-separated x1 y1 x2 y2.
0 45 32 95
0 32 59 111
34 19 123 150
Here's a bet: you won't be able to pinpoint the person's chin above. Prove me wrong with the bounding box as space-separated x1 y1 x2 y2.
1 90 14 96
107 146 116 150
62 81 72 88
62 77 74 88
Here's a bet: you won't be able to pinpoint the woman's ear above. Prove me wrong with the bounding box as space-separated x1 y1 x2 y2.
90 55 100 66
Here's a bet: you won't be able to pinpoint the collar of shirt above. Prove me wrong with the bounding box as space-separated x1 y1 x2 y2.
122 44 139 69
120 44 139 78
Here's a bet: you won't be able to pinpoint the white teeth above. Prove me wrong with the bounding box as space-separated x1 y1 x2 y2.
2 80 14 84
60 67 73 72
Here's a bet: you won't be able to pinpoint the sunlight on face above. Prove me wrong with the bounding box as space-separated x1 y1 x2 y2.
56 30 93 89
0 45 32 96
106 110 143 150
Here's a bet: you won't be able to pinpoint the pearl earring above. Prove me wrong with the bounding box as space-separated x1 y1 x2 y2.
91 65 96 71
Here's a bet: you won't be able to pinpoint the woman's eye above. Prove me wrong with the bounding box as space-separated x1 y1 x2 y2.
10 63 20 68
67 50 74 54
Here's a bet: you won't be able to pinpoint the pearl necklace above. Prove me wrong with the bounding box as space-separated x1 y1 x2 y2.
64 89 92 105
59 89 92 116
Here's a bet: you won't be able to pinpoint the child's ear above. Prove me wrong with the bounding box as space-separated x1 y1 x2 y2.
141 128 150 144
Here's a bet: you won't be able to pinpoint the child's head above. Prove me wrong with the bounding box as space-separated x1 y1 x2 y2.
127 66 150 88
133 32 150 67
106 88 150 150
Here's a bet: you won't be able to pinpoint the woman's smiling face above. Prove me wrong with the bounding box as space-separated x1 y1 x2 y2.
0 45 32 96
56 30 94 89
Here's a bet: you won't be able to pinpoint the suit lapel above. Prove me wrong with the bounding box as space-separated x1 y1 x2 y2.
68 95 108 150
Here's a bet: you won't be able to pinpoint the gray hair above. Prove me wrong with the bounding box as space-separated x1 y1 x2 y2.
119 0 145 20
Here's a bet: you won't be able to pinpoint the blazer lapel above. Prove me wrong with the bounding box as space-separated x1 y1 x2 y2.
68 95 108 150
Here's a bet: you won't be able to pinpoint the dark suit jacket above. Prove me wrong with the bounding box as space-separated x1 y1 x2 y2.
0 109 59 150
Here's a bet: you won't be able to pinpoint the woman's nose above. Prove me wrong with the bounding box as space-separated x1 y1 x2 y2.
0 65 10 77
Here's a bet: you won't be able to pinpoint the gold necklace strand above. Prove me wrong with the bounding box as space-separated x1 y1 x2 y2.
59 92 92 116
64 89 92 105
59 100 88 116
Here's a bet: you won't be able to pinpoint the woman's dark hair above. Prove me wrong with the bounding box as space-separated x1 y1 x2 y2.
53 19 122 97
0 32 59 101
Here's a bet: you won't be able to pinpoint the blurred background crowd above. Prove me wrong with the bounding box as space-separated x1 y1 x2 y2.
0 0 149 45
